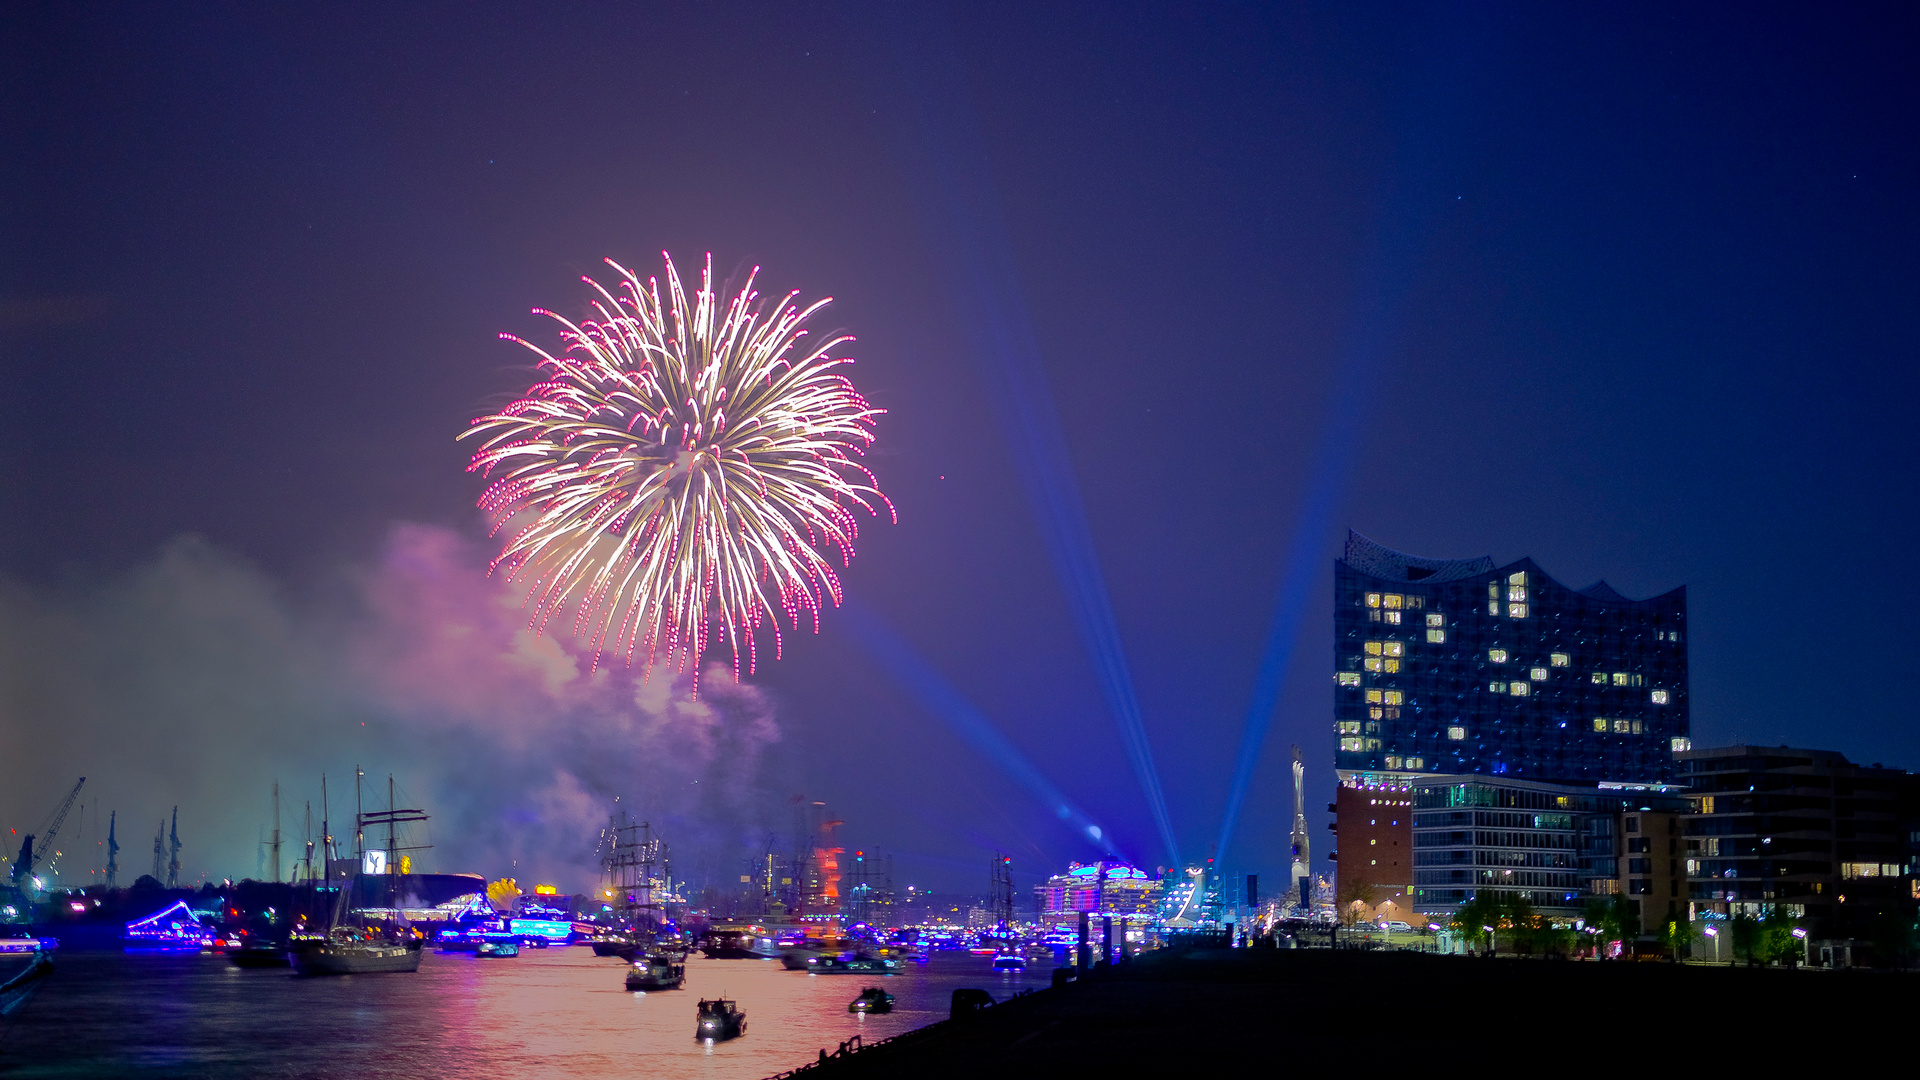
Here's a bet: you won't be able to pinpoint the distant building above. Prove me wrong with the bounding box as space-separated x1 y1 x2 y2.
1407 774 1687 919
1678 745 1920 947
1334 530 1689 785
1332 531 1689 917
1326 778 1416 923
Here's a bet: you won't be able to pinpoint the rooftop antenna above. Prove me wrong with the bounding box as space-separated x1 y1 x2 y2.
151 820 165 882
105 810 119 888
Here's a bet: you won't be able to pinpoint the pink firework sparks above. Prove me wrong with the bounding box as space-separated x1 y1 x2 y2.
462 253 893 683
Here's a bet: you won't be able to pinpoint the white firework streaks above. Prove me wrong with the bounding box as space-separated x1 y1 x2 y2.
462 253 893 683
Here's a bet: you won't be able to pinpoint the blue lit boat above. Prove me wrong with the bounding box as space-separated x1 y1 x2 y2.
991 952 1026 973
807 952 900 975
477 939 519 958
122 900 214 952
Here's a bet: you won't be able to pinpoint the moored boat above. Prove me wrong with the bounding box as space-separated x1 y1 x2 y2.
0 950 53 1019
291 933 423 975
806 952 900 975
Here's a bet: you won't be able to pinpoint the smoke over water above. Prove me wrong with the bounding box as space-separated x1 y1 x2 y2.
0 525 783 892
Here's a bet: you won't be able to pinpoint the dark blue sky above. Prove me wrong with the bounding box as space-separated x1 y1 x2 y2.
4 3 1917 891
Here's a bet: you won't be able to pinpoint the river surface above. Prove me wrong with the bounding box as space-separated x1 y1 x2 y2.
1 947 1056 1078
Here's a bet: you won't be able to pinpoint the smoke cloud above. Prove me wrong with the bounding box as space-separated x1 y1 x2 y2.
0 525 784 892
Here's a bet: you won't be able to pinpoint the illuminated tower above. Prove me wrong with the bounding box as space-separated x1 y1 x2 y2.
1288 746 1310 909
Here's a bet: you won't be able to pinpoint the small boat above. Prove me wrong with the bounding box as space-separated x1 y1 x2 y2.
695 997 747 1041
806 953 901 975
590 930 641 958
848 986 893 1014
229 938 292 969
477 940 519 958
991 952 1026 972
519 935 549 949
625 952 686 991
0 950 53 1019
702 927 779 960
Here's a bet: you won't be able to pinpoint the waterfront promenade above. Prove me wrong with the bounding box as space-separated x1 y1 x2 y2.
787 947 1919 1075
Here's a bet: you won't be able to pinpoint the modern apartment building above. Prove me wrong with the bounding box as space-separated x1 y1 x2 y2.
1334 531 1689 786
1677 745 1920 940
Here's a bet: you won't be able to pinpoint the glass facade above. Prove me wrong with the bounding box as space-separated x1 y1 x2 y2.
1334 531 1688 786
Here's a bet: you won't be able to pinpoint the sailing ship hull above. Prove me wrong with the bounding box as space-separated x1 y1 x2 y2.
0 952 53 1018
292 941 423 975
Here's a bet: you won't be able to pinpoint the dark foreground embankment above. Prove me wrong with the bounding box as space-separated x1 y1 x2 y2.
776 948 1917 1076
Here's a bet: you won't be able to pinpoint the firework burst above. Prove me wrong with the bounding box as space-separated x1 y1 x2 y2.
462 253 893 683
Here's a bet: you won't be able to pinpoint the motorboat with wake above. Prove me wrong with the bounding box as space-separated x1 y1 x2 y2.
695 997 747 1041
848 986 893 1013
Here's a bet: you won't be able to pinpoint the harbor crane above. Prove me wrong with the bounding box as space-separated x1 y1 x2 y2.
9 777 86 894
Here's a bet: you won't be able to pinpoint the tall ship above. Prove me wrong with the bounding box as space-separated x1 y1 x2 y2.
292 774 426 976
590 814 671 957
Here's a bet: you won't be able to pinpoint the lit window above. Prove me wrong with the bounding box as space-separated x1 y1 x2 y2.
1426 613 1444 627
1671 737 1692 752
1426 629 1446 644
1384 756 1403 769
1406 757 1424 769
1369 707 1384 719
1651 690 1669 704
1340 737 1367 752
1530 667 1549 681
1591 672 1607 685
1447 726 1467 741
1383 594 1404 610
1488 601 1500 615
1385 610 1402 624
1407 596 1423 609
1366 593 1381 608
1365 689 1383 703
1488 649 1508 664
1382 659 1400 673
1384 690 1404 706
1489 682 1507 694
1612 672 1630 686
1593 718 1608 732
1612 719 1634 734
1365 642 1382 656
1550 653 1569 667
1510 682 1529 697
1841 862 1883 879
1488 583 1500 598
1508 603 1529 618
1507 586 1528 602
1508 571 1528 586
1670 632 1681 643
1337 672 1361 687
1337 721 1361 734
1364 658 1383 672
1384 642 1404 657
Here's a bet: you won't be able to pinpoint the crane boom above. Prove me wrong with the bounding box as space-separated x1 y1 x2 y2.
10 777 85 888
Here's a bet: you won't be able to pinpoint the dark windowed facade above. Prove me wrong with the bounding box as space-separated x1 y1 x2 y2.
1334 531 1688 786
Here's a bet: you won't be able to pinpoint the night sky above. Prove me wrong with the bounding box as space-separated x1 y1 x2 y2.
4 3 1917 893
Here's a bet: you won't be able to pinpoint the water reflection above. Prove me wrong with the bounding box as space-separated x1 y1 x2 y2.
6 948 1057 1079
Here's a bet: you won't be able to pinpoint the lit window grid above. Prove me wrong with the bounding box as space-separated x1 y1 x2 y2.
1335 557 1687 785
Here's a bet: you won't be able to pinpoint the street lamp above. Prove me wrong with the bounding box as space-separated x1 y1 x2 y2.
1792 925 1808 968
1703 923 1721 965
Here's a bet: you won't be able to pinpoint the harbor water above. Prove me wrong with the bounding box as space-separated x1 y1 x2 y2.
2 947 1057 1078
